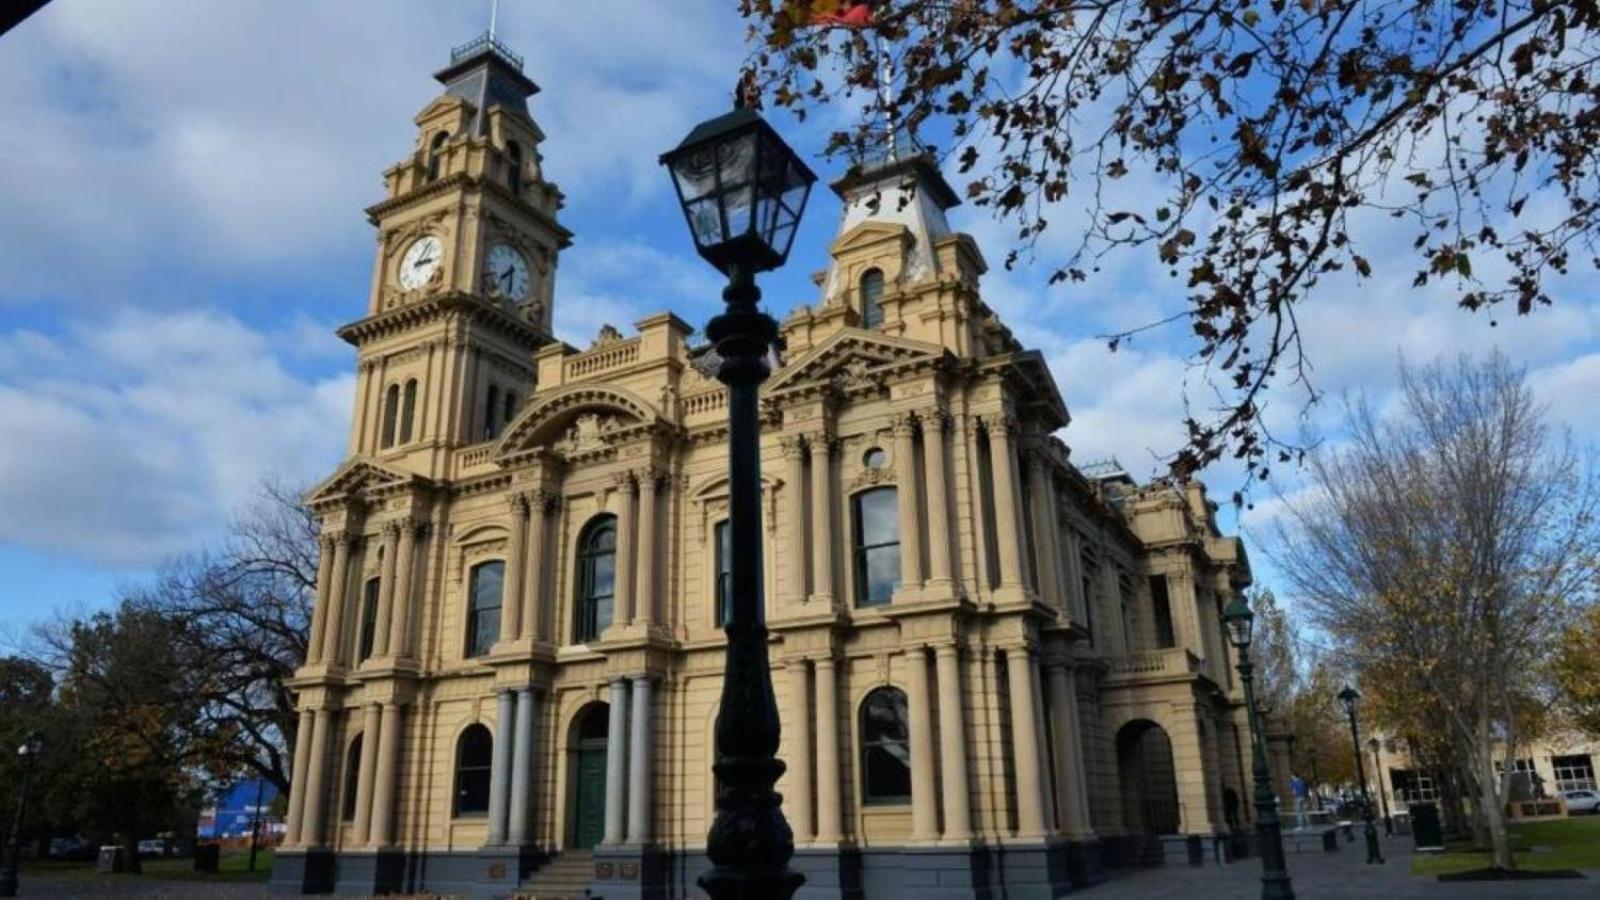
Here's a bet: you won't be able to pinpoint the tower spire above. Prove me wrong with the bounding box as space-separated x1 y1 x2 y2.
488 0 499 41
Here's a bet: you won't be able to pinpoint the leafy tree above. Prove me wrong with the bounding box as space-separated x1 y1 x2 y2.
1270 353 1599 868
742 0 1600 481
1553 604 1600 736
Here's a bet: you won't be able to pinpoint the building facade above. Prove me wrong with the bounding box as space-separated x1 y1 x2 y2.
271 36 1265 899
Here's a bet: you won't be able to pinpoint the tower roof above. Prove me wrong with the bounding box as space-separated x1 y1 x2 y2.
433 33 540 137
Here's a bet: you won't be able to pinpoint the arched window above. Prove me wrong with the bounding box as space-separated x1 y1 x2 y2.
399 379 418 444
484 385 500 441
574 516 617 642
713 520 732 627
503 391 516 429
453 724 493 817
358 576 381 661
860 687 911 804
464 561 504 658
859 268 885 328
381 384 400 449
342 734 364 820
505 141 522 194
852 487 900 607
427 131 450 182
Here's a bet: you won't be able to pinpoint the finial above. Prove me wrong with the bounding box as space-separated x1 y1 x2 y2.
734 69 762 111
488 0 500 41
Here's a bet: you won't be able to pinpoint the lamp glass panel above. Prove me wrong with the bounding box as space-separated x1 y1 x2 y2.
1224 616 1251 648
686 197 724 248
724 183 755 240
671 145 720 202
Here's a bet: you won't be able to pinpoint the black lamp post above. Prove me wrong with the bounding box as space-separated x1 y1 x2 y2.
1337 686 1385 864
0 734 43 898
1221 596 1295 900
1367 738 1393 836
661 89 815 900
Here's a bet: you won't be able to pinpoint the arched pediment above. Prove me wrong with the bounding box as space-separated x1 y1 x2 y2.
689 471 782 500
453 523 510 546
495 383 658 456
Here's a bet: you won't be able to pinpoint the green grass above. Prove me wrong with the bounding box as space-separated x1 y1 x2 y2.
22 847 274 882
1411 816 1600 876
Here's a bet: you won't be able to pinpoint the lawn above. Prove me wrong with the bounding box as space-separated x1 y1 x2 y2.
23 847 274 882
1411 816 1600 876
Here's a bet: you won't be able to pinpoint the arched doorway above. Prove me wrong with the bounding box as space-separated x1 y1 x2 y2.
1117 720 1181 834
568 702 609 848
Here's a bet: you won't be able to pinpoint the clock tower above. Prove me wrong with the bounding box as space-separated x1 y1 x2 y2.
339 34 571 472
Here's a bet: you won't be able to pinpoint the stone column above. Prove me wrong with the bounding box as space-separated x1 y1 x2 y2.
371 702 402 847
387 521 419 657
502 494 528 642
922 411 954 592
893 415 924 591
487 689 515 846
809 435 835 604
1007 646 1048 838
300 707 332 847
783 437 808 603
786 660 814 842
353 704 381 844
964 418 994 592
306 536 335 664
626 676 653 844
284 708 315 846
321 535 353 665
1026 455 1062 605
373 523 400 657
508 687 536 845
613 475 636 626
905 646 939 841
935 644 973 841
1046 662 1094 837
633 474 658 627
603 678 630 845
521 495 547 640
987 419 1026 593
814 656 842 843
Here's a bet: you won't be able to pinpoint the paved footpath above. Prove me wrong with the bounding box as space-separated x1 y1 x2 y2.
1083 832 1600 899
12 876 267 898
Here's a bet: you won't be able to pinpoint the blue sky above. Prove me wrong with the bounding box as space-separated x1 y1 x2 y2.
3 0 1598 638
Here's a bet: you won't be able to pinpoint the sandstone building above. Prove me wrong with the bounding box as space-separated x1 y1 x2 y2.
271 35 1267 899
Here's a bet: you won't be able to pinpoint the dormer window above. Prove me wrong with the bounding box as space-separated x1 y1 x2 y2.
427 131 450 182
860 268 885 328
505 141 522 195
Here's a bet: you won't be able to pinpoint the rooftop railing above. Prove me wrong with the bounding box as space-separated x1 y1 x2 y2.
450 32 525 71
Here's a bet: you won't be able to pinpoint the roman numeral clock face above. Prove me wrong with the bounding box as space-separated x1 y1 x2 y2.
398 235 442 290
486 243 530 302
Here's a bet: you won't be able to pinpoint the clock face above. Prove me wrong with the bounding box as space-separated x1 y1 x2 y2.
398 236 442 290
486 243 531 302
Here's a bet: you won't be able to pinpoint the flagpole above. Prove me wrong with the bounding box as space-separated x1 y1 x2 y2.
875 31 896 161
489 0 499 41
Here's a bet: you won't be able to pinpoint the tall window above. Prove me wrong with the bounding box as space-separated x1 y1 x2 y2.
1149 575 1176 649
575 516 617 642
852 487 900 607
358 577 381 661
453 724 492 816
484 385 500 440
860 687 911 804
506 141 522 194
713 520 732 627
342 734 363 820
381 384 400 449
427 131 450 181
503 391 516 429
399 379 418 444
464 561 504 658
859 268 885 328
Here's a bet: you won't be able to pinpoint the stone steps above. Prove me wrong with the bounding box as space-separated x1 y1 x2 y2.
519 850 594 899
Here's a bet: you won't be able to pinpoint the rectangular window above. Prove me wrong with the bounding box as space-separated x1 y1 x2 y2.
1149 575 1176 648
714 520 733 627
358 578 381 661
1553 754 1597 792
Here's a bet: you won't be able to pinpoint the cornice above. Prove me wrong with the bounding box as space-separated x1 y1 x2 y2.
338 291 545 349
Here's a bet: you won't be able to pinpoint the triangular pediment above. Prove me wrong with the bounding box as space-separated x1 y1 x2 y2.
830 220 911 257
768 328 948 394
414 94 471 127
305 458 425 508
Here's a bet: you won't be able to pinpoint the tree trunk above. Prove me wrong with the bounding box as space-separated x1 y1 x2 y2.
1474 734 1514 869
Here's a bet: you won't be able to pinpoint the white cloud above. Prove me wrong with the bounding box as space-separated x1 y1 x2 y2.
0 309 351 567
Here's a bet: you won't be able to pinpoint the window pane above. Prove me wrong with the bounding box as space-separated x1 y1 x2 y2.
860 688 911 804
715 521 732 626
857 488 897 545
862 689 909 742
472 562 505 611
861 546 899 606
590 554 615 598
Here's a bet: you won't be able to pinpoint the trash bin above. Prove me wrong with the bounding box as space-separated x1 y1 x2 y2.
193 843 220 873
1410 802 1444 850
97 845 125 874
1187 834 1204 867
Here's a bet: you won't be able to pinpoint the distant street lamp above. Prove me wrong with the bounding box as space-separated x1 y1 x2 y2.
1221 595 1295 900
0 734 44 898
1367 738 1393 836
1338 686 1385 864
661 87 815 900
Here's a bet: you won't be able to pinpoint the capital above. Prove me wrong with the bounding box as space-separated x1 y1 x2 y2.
889 413 917 437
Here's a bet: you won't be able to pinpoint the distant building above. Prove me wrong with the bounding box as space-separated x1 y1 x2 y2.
1368 733 1598 814
199 778 279 840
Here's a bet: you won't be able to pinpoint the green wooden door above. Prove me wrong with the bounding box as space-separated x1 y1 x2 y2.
573 746 607 849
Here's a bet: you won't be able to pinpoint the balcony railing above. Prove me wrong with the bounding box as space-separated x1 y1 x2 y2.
450 33 525 71
1106 648 1202 678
